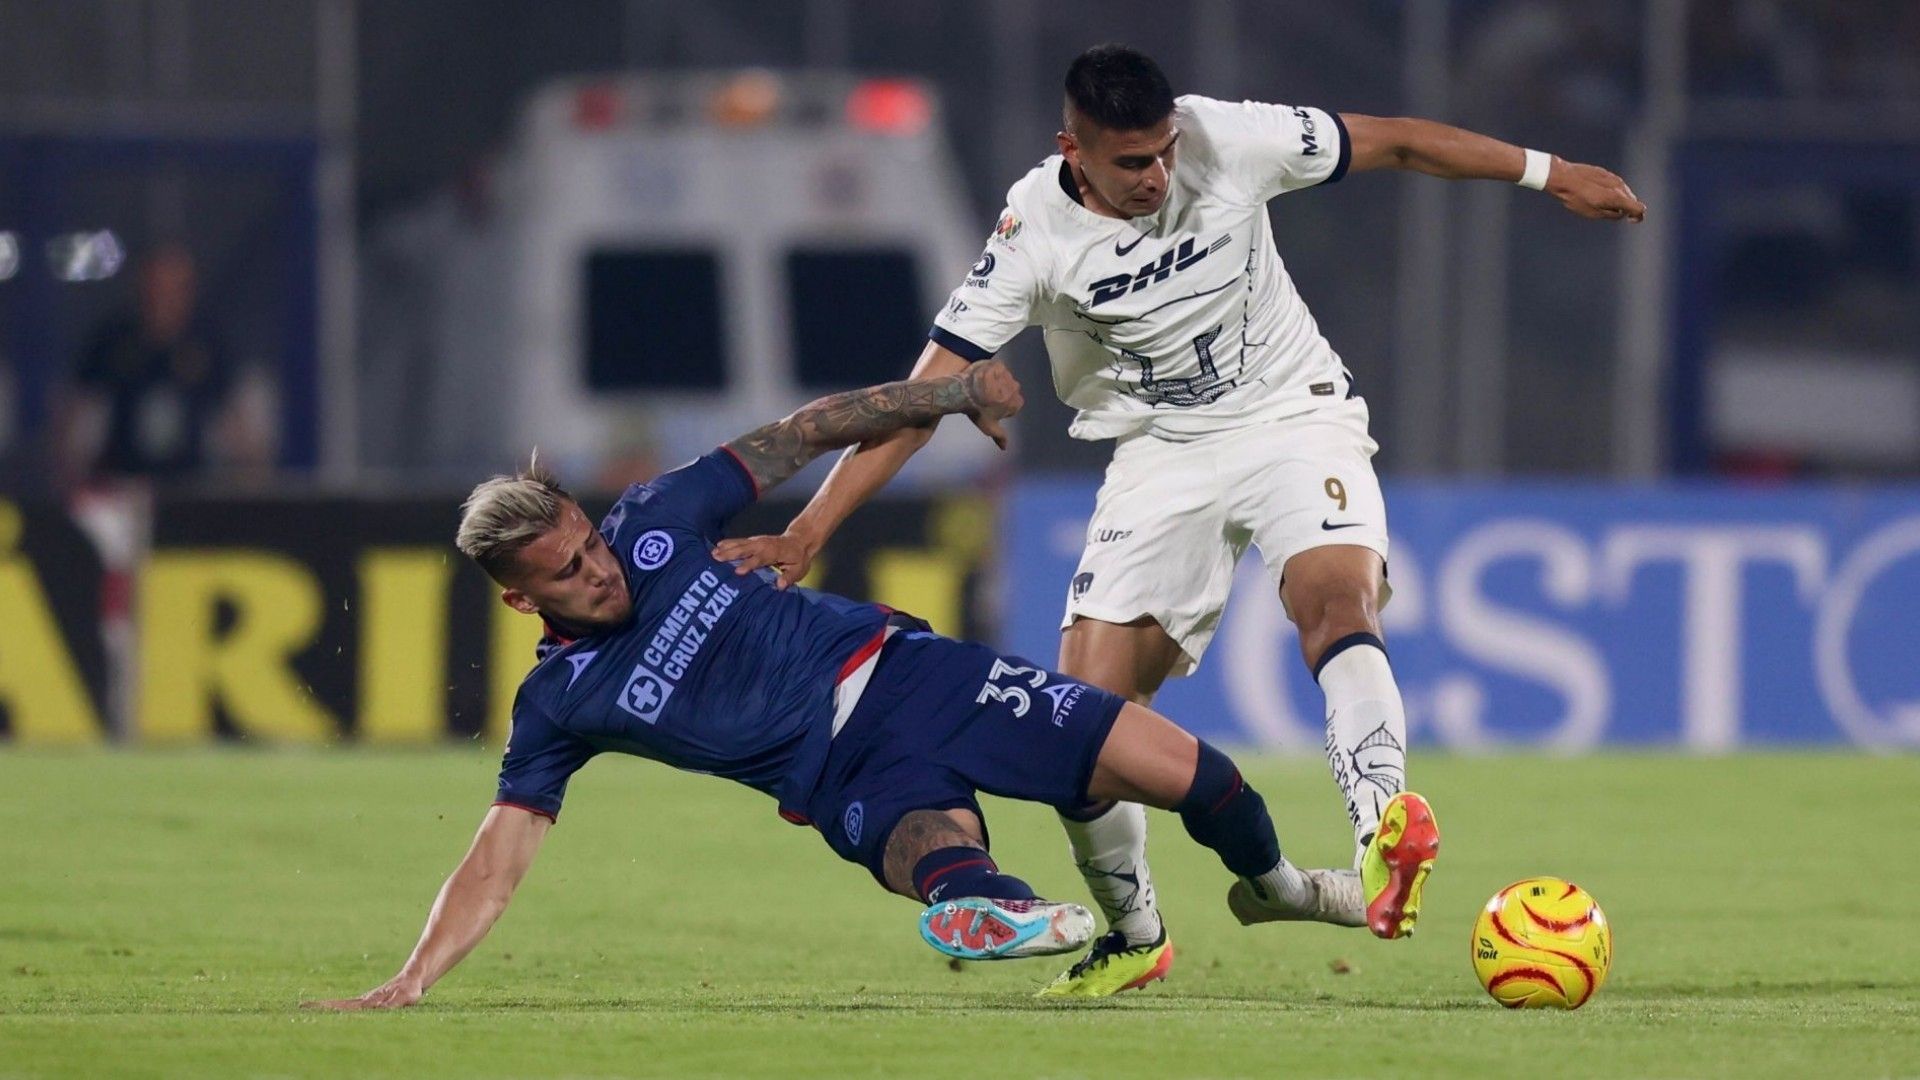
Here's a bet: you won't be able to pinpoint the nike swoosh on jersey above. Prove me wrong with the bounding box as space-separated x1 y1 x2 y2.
1114 232 1149 256
1321 519 1365 531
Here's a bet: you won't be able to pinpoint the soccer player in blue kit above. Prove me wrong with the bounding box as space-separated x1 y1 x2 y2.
308 360 1409 1010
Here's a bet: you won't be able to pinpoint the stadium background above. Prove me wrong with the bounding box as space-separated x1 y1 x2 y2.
3 0 1915 751
2 3 1917 1077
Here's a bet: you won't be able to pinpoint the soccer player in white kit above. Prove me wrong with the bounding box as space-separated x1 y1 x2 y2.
715 44 1645 996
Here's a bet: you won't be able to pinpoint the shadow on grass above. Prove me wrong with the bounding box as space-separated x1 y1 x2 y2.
18 978 1916 1019
13 993 1488 1019
1608 978 1920 998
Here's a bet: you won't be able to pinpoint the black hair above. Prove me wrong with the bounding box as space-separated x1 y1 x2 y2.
1064 44 1176 133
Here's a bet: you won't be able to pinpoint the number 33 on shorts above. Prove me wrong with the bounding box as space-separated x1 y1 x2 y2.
976 658 1083 727
976 659 1045 716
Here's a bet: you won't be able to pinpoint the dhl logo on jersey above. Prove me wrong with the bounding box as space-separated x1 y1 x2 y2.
1085 234 1232 308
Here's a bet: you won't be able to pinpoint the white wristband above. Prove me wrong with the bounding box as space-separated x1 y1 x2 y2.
1518 148 1552 191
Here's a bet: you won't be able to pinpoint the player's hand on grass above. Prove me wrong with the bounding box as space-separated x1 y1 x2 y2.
961 359 1024 451
1546 158 1646 222
713 531 818 589
302 973 424 1011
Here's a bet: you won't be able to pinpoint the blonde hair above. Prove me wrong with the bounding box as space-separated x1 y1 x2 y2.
456 450 573 581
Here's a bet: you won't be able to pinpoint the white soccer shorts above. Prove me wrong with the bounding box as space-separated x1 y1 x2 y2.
1061 399 1390 675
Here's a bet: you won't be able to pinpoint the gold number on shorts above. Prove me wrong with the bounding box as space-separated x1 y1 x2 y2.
1324 477 1348 511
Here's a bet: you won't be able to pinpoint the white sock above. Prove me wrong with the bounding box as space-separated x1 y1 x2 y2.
1317 641 1408 864
1247 857 1315 910
1058 801 1163 946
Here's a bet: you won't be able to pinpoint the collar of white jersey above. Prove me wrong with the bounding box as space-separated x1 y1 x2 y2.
1044 154 1169 236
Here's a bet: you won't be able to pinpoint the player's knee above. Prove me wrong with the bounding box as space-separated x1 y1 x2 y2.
1294 584 1379 661
1059 617 1177 702
1302 581 1377 629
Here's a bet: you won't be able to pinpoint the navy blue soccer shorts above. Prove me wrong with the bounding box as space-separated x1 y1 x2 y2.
801 631 1128 888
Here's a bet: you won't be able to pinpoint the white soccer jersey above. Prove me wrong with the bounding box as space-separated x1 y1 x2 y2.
931 94 1355 441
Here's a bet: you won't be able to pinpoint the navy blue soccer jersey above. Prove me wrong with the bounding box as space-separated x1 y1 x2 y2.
493 449 889 821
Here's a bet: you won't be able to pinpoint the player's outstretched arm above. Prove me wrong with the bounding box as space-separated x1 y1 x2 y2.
302 805 551 1011
1339 114 1645 222
721 355 1021 503
712 342 986 585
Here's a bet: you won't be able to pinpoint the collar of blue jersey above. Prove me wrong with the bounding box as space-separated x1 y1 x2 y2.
533 616 593 662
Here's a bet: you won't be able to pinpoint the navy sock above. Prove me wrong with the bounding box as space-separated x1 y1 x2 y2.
1177 740 1282 878
911 847 1038 904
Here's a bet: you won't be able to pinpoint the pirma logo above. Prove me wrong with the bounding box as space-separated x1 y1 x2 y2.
844 801 865 845
1042 682 1086 727
632 529 674 570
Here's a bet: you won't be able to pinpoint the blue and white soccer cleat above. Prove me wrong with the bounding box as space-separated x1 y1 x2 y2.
918 897 1096 961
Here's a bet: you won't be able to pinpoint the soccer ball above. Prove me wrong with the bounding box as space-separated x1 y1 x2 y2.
1471 877 1612 1009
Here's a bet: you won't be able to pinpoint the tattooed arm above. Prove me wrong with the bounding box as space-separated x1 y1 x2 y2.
723 360 1024 496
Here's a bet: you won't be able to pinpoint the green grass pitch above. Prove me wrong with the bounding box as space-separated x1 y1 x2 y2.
3 749 1917 1078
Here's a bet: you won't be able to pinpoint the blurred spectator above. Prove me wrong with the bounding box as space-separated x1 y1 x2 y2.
1824 4 1920 100
1457 0 1637 127
53 245 272 488
1686 1 1920 103
1689 0 1822 99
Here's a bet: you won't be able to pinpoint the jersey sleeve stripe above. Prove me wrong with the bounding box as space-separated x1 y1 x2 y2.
1323 110 1352 186
492 799 559 822
717 443 763 499
928 325 995 362
834 627 890 683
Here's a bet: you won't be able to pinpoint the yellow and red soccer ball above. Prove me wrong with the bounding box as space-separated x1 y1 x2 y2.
1471 877 1612 1009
